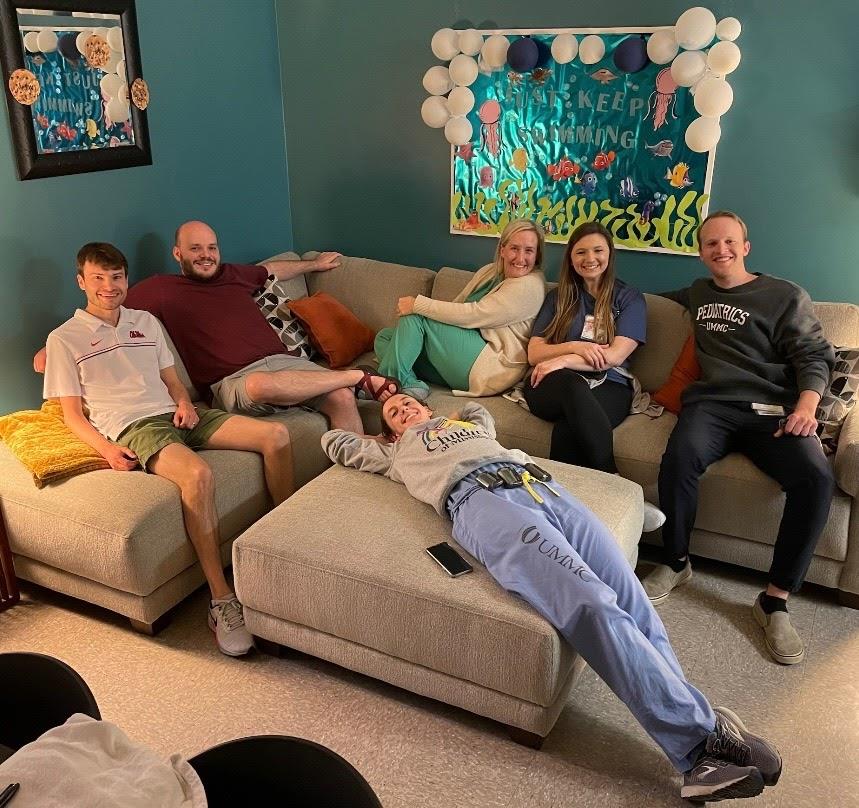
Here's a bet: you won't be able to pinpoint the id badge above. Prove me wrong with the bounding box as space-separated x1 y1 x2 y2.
751 403 786 416
581 314 596 341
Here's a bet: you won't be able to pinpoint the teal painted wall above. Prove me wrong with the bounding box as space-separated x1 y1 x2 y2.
276 1 859 300
1 1 293 412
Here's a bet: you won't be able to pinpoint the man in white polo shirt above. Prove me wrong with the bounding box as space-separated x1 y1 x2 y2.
44 242 293 657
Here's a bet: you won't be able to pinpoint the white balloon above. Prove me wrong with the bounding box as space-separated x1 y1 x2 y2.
646 29 679 64
23 31 40 52
421 95 450 128
477 55 493 75
431 27 459 61
674 6 717 51
693 76 733 117
481 34 509 68
458 28 483 57
116 58 126 81
100 49 121 74
579 35 605 65
100 72 123 98
444 116 473 146
105 95 130 125
107 27 123 53
685 116 721 152
447 86 475 116
550 33 578 64
670 49 707 87
422 64 453 95
715 17 741 42
36 29 58 53
76 30 91 55
707 40 741 75
449 54 478 86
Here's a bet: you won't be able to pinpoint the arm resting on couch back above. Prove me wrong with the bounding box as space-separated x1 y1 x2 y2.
834 406 859 498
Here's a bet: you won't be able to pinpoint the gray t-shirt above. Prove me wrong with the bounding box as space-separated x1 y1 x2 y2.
322 402 531 515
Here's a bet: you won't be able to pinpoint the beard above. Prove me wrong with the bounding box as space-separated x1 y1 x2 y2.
179 257 223 282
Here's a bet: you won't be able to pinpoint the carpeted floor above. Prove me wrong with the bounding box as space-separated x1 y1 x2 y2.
1 556 857 807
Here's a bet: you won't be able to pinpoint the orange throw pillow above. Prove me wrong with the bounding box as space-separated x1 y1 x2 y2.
286 292 375 368
652 334 701 414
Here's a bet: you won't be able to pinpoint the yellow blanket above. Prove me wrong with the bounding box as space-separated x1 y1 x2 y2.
0 400 110 488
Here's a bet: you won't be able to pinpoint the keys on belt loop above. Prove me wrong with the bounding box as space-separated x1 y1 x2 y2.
520 471 544 504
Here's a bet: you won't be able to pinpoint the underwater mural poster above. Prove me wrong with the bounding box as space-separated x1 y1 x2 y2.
450 30 715 255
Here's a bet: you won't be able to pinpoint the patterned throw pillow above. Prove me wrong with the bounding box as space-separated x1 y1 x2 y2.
817 347 859 454
253 274 315 360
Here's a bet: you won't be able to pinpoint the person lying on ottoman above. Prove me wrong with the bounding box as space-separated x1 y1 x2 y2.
322 393 781 803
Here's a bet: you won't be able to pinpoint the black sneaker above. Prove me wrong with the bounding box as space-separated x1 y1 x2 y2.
710 706 782 786
681 756 765 802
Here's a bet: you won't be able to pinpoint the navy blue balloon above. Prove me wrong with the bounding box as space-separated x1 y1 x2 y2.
507 37 539 73
58 32 79 62
613 36 650 73
535 38 552 68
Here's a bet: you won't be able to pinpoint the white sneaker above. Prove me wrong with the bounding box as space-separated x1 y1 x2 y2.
642 501 667 532
208 595 254 657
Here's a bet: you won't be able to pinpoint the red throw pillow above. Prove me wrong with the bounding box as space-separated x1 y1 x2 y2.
652 334 700 415
286 292 375 368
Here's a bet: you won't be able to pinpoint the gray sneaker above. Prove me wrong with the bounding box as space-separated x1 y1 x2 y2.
208 596 254 657
681 756 764 802
752 593 805 665
640 560 692 605
711 706 782 786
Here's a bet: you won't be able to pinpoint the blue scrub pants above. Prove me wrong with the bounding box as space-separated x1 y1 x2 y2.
446 463 715 772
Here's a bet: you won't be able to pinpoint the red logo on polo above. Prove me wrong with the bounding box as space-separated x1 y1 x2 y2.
129 330 146 338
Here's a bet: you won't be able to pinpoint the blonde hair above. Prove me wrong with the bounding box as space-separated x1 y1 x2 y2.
698 210 749 242
490 219 545 279
541 221 617 345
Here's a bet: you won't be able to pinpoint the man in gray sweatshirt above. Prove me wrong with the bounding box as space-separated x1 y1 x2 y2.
323 394 782 803
641 211 835 666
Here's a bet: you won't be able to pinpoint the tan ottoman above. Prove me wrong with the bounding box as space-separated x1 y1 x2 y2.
233 459 644 744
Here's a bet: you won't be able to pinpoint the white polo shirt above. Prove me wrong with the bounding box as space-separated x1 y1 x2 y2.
44 307 178 440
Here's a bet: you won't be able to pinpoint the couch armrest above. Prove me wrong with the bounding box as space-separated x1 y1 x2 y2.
834 406 859 498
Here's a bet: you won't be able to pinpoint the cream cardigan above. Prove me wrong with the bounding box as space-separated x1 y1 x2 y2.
412 263 546 396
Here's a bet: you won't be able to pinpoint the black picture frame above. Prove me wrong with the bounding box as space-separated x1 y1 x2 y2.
0 0 151 180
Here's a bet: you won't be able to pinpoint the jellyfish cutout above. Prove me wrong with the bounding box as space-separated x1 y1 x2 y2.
645 68 679 131
478 99 502 157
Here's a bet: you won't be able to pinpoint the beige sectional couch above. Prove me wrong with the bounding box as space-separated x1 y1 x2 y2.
0 252 856 636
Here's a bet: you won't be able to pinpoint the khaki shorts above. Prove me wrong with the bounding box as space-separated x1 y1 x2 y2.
210 355 326 416
116 408 233 470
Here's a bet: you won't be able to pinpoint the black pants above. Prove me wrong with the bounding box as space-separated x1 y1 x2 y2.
523 370 632 472
658 400 835 592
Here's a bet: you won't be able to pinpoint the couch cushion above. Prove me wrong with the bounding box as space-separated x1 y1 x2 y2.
302 253 435 333
815 302 859 348
257 251 309 301
628 294 691 393
234 461 642 707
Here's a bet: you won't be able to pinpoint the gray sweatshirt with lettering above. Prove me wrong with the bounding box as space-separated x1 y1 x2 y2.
661 274 834 407
321 402 530 516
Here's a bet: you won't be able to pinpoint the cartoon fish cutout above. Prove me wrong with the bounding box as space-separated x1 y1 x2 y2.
665 162 693 188
581 171 598 197
507 71 524 85
547 156 579 181
479 166 495 188
639 193 666 225
511 147 528 172
590 68 619 84
32 54 45 66
619 176 639 200
56 122 76 141
85 118 98 138
455 142 474 163
645 139 674 158
456 211 482 231
35 113 48 129
592 150 616 171
508 192 521 212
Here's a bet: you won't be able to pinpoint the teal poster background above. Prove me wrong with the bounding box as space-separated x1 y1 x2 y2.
451 30 714 254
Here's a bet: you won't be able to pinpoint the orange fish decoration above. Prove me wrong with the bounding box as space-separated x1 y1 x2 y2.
592 150 616 171
56 122 76 141
35 113 48 128
547 157 580 181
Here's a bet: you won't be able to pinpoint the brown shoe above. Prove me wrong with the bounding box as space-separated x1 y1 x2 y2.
752 593 805 665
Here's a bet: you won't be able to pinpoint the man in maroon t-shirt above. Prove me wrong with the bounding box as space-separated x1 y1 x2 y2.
130 221 397 433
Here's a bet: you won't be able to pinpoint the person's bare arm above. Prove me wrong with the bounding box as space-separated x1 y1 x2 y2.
58 396 138 471
159 365 198 428
33 346 47 373
262 252 342 280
